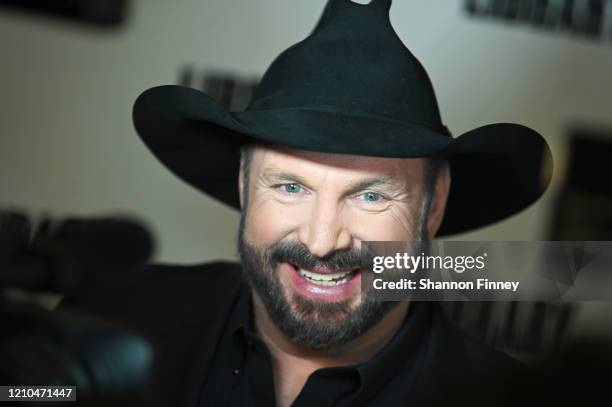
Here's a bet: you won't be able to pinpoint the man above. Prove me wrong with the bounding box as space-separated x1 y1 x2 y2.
63 0 551 405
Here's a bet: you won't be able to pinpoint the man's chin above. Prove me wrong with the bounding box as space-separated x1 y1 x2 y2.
256 276 396 349
286 293 355 323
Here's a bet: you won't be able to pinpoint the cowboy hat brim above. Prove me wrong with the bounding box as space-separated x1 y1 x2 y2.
133 84 552 237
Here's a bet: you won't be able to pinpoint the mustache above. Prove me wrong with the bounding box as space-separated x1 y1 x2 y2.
268 241 362 272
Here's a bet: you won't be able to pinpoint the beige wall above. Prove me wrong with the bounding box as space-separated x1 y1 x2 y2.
1 0 611 336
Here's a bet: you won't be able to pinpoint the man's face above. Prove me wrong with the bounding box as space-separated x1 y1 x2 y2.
238 144 442 349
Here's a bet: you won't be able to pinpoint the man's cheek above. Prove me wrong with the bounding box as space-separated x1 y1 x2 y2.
387 206 420 239
246 198 304 244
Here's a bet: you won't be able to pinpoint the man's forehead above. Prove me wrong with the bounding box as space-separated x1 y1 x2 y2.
251 143 426 182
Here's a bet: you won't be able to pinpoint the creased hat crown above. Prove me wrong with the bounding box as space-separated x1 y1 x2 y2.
249 0 445 132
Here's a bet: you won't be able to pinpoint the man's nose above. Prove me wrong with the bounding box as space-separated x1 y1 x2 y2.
297 198 352 258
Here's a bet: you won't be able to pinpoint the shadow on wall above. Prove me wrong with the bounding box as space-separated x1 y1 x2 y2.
0 0 130 28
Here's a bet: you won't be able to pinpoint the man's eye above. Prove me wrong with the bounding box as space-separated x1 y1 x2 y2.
360 191 384 202
280 183 303 194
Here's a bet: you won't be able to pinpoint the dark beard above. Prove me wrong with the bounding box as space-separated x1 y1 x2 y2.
237 216 398 349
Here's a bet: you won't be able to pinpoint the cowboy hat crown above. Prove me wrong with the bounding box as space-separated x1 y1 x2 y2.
251 0 445 134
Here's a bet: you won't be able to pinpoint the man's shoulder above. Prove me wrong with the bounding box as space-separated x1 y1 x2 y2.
58 262 244 406
145 260 242 279
143 260 242 291
412 303 530 405
65 260 241 299
428 303 527 374
60 260 243 332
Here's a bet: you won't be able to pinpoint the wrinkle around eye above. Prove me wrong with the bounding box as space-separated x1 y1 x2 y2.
349 190 414 213
388 204 419 237
264 185 312 206
348 199 391 214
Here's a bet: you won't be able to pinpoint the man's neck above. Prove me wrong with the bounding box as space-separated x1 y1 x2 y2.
252 294 409 407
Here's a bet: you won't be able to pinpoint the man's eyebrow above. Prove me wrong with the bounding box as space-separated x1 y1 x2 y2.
261 168 405 194
261 169 312 188
344 175 405 195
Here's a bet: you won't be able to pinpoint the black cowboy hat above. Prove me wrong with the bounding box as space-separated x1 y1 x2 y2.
132 0 552 236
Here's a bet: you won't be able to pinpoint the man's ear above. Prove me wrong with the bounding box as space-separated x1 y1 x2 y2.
238 153 245 210
427 163 451 239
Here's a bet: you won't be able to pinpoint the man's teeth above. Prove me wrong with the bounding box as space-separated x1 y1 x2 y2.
297 268 354 286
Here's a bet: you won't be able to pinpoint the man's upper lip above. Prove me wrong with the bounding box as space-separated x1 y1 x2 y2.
289 263 357 275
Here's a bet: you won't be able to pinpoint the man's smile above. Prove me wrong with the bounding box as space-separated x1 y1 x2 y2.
297 267 356 286
281 261 362 302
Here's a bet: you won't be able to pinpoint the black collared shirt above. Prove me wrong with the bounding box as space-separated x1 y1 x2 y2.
197 282 433 407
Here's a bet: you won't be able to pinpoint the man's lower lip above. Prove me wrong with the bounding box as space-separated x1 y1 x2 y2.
281 262 362 301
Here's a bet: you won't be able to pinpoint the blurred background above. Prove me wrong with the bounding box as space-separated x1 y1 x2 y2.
1 0 611 360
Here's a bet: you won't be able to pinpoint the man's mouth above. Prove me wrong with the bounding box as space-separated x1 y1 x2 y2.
281 261 362 301
296 267 357 286
285 262 360 286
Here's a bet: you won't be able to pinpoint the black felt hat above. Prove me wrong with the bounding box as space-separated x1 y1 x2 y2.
133 0 552 236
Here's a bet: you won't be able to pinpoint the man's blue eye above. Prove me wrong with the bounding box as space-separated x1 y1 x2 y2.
362 192 382 202
282 184 302 193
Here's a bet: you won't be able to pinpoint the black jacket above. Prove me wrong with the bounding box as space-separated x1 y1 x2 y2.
60 261 526 406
